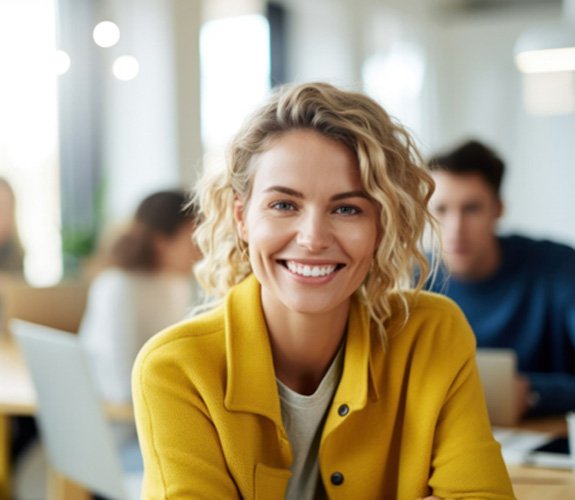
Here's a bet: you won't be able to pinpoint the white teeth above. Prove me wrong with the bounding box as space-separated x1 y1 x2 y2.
286 261 337 277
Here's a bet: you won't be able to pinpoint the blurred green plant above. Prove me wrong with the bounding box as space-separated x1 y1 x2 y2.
61 228 98 277
62 230 98 258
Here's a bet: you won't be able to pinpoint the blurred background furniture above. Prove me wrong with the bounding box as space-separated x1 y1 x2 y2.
507 414 575 499
0 330 35 500
0 278 89 499
11 320 140 500
0 278 88 335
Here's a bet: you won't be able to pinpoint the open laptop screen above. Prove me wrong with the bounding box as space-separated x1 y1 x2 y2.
476 348 518 427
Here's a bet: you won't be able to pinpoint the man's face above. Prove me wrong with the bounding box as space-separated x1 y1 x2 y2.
429 171 502 280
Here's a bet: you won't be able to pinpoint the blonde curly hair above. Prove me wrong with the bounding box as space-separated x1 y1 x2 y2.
193 82 437 343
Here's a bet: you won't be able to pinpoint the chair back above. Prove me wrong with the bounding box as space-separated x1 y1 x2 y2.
0 279 88 334
11 319 128 499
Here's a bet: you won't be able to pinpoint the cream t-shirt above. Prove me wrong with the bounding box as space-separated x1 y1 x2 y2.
277 345 344 500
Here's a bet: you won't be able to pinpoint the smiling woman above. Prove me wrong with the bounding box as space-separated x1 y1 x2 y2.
132 82 514 500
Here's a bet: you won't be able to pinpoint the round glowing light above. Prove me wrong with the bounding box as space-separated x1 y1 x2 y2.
112 55 139 81
54 50 71 75
93 21 120 48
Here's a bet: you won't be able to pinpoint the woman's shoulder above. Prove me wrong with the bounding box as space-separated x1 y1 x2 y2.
391 289 467 319
387 290 475 352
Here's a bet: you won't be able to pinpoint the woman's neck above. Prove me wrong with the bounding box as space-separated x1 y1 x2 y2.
262 292 349 395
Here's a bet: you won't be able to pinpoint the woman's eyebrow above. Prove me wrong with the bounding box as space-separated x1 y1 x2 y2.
263 186 304 198
330 191 370 201
263 186 369 202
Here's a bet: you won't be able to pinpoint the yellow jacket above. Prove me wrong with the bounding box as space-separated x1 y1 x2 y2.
133 274 514 499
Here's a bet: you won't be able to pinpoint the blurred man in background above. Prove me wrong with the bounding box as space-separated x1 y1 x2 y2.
426 140 575 418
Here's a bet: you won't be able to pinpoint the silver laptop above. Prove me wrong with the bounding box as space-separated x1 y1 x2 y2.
475 348 518 426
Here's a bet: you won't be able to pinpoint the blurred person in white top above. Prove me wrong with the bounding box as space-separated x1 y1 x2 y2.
79 189 200 462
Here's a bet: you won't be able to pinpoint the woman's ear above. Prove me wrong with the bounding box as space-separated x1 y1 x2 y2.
233 199 248 242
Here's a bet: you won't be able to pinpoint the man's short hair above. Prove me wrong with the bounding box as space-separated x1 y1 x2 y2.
428 140 505 197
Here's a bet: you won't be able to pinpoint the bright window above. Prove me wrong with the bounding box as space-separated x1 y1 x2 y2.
363 41 425 135
200 14 271 171
0 0 62 285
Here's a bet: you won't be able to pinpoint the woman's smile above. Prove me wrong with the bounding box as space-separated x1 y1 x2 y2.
283 260 340 278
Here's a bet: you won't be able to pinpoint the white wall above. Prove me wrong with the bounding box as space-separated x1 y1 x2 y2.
278 0 575 246
277 0 362 87
103 0 202 223
428 3 575 246
103 0 179 222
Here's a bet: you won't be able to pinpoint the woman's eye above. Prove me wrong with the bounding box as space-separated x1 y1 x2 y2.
270 201 296 211
334 205 360 216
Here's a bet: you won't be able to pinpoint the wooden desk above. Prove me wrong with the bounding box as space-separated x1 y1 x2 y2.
503 416 575 499
509 465 575 499
0 334 34 500
514 416 569 435
0 335 133 500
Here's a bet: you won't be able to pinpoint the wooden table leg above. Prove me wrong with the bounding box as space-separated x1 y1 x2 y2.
0 415 10 500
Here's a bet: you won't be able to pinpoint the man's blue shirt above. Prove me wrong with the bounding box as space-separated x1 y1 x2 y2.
428 234 575 415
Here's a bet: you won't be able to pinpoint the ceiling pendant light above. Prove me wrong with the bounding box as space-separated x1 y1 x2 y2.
93 20 121 48
514 0 575 74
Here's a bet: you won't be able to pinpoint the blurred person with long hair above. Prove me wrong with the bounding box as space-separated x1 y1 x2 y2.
79 189 201 469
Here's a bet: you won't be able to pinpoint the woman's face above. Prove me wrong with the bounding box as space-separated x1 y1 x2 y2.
234 129 379 317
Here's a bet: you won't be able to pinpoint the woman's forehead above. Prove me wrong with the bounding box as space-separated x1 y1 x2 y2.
248 130 362 193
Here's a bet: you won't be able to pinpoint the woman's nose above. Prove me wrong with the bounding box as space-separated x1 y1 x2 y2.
295 211 333 252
